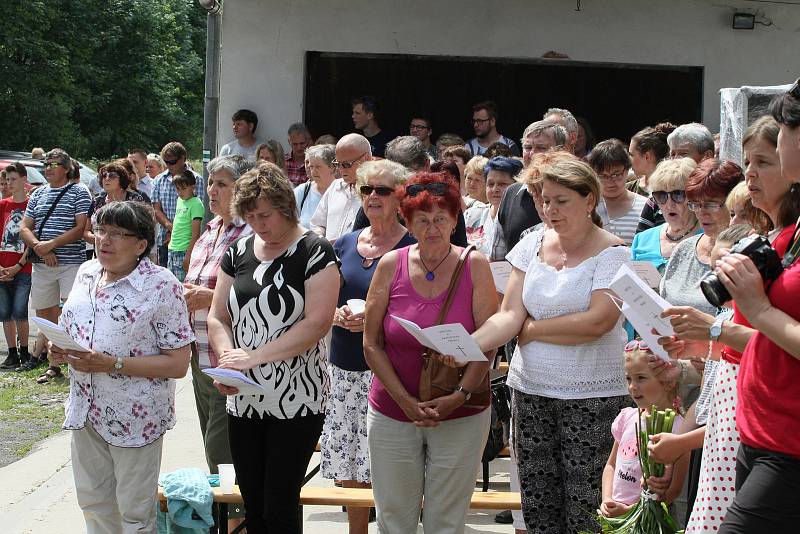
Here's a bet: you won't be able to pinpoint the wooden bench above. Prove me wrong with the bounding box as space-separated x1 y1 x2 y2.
158 485 520 533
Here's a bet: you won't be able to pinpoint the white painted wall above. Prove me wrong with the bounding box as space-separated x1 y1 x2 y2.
216 0 800 151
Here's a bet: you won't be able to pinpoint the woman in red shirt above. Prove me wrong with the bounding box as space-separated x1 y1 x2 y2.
714 82 800 533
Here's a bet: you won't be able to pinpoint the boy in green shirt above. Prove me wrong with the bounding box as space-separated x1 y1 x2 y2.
167 171 204 281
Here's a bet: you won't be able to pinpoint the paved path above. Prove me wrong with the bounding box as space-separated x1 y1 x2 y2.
0 373 513 533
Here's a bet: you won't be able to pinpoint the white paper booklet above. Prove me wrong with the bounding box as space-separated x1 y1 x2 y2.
608 263 675 362
390 315 486 363
30 317 89 353
630 261 663 289
489 261 512 294
202 367 269 396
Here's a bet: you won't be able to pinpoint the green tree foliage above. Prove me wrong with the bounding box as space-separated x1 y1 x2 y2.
0 0 205 159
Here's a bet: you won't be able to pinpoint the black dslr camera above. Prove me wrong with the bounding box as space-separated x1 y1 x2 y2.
700 234 783 308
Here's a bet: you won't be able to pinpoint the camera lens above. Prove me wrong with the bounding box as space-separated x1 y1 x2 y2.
700 272 731 308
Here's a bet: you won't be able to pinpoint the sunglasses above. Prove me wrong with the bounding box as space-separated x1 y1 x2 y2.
163 158 179 166
406 182 449 197
43 162 62 169
624 339 652 353
359 185 395 197
104 172 122 180
652 190 687 205
788 78 800 100
332 152 367 170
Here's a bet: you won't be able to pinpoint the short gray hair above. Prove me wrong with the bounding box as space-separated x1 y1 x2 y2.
667 123 715 154
356 159 412 189
207 154 255 181
544 108 578 134
304 144 336 167
287 122 311 137
523 120 568 147
45 148 70 168
337 133 373 157
385 135 429 171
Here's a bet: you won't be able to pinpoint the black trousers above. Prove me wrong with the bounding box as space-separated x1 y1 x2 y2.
228 413 324 534
718 444 800 533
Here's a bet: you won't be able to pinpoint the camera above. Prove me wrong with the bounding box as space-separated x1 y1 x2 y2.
700 234 783 308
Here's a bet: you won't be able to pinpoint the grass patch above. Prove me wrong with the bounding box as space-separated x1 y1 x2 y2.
0 366 70 461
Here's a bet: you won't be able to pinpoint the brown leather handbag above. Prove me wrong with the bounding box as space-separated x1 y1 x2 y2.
418 245 490 408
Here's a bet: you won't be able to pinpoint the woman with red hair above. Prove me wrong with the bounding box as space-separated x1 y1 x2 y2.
363 171 499 533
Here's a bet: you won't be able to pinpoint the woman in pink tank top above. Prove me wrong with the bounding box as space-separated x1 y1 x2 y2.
363 172 499 533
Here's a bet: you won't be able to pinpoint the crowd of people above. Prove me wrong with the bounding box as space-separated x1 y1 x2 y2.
2 84 799 534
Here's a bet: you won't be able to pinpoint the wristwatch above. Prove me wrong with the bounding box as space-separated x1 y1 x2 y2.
114 357 124 371
709 315 726 342
454 386 472 401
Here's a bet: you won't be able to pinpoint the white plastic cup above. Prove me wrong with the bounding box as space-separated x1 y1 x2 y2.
346 298 366 315
218 463 236 494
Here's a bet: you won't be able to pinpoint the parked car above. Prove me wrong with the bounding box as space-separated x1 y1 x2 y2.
0 150 98 189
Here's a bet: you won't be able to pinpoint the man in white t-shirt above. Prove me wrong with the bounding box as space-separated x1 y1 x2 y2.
310 134 371 242
219 109 260 159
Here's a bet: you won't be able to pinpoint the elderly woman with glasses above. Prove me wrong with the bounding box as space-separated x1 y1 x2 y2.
631 158 700 273
363 171 498 533
588 139 648 246
48 201 194 533
321 160 414 534
464 156 522 255
83 161 147 242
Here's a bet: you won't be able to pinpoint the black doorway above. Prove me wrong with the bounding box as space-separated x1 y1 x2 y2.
304 51 704 147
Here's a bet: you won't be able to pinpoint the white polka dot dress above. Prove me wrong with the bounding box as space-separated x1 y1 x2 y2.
685 359 740 532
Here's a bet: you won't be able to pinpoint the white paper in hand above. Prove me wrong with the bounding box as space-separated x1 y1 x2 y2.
631 261 663 289
30 317 89 353
202 367 269 396
390 315 486 363
489 261 512 294
608 263 675 362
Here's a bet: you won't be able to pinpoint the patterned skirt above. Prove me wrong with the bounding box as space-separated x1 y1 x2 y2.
320 363 372 483
685 359 740 532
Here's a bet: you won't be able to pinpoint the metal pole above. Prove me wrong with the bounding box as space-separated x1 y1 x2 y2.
202 9 221 220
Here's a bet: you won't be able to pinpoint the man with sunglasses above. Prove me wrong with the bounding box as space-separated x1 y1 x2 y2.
19 148 92 372
465 101 520 157
151 142 206 268
310 134 371 242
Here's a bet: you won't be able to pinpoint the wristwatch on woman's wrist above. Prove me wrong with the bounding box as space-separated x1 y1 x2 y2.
114 357 124 371
454 386 471 401
709 315 726 342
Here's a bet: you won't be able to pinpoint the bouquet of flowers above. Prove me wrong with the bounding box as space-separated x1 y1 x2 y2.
581 405 684 534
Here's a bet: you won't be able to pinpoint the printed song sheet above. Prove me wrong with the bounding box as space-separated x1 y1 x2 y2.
202 367 269 396
390 315 486 363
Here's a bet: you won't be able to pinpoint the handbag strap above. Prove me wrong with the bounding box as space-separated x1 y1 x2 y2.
36 183 76 240
433 245 475 326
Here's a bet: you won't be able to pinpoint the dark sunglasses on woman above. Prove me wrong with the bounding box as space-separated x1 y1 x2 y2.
359 185 395 197
652 190 686 205
406 182 449 197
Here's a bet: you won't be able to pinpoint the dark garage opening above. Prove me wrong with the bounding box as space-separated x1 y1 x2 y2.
304 51 704 148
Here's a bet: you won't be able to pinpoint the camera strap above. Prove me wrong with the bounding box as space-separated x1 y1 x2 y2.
781 222 800 269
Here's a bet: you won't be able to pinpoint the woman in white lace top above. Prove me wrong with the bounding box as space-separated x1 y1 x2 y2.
471 156 631 533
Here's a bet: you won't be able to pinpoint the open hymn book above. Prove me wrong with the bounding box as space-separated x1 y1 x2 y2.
390 315 487 363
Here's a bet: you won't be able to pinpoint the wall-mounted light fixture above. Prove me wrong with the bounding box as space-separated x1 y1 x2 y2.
198 0 221 15
732 12 756 29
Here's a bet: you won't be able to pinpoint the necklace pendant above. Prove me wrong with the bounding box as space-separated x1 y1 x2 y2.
425 271 435 281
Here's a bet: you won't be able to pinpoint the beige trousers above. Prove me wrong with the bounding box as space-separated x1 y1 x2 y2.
71 423 163 534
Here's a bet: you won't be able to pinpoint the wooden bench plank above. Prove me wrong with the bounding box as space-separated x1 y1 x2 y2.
158 486 521 511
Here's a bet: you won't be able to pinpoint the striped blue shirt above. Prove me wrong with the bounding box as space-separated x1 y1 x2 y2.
24 183 92 264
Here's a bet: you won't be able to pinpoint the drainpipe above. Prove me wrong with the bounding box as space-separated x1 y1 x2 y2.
198 0 221 220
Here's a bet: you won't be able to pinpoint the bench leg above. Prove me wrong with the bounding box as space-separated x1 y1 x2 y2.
482 460 490 492
298 504 303 534
218 503 228 534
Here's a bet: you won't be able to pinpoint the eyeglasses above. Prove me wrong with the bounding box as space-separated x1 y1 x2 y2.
406 182 449 197
597 170 627 182
624 339 652 353
104 172 122 180
788 78 800 100
409 123 430 131
163 158 179 166
471 118 492 125
43 162 62 169
359 185 395 197
652 190 687 205
93 227 139 241
687 201 724 212
332 152 367 170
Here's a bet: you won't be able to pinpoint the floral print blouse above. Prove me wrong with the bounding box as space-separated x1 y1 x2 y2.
61 258 195 447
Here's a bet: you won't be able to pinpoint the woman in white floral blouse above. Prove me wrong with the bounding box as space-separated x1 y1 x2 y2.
49 201 194 534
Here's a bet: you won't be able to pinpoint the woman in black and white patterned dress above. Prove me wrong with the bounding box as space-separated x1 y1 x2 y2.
207 162 340 533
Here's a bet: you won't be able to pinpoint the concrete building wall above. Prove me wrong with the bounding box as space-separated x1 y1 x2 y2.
217 0 799 151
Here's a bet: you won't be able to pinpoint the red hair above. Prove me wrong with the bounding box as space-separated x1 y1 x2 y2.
399 171 461 222
685 158 743 201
